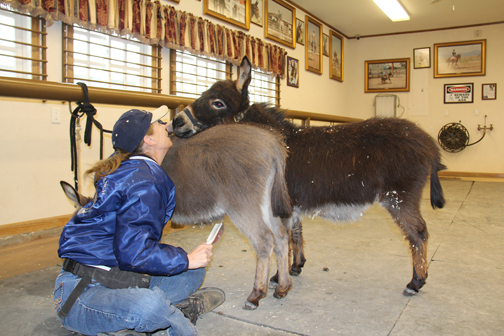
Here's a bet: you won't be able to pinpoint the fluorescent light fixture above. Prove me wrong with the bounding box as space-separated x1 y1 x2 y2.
373 0 410 22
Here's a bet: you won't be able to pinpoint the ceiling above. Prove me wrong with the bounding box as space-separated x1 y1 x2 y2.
289 0 504 38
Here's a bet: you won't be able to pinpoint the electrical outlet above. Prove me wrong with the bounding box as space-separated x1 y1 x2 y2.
52 107 61 124
444 109 449 116
474 29 482 37
475 109 479 116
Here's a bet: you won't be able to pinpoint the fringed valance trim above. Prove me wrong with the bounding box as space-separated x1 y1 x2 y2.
0 0 286 78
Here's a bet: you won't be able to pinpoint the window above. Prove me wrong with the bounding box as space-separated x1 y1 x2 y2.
0 9 47 80
170 49 232 98
63 24 161 93
249 69 280 106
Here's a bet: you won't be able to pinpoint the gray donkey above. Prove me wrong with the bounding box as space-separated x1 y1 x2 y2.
61 123 293 310
170 57 447 297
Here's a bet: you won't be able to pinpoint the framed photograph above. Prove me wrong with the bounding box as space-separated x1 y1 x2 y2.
444 83 474 103
295 18 304 45
482 83 497 100
434 39 486 78
286 56 299 88
365 58 410 93
265 0 296 49
322 34 329 57
251 0 263 26
203 0 250 30
413 47 430 69
329 30 343 82
305 16 322 74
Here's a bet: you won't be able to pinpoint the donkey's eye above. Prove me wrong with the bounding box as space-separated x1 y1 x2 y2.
210 99 226 110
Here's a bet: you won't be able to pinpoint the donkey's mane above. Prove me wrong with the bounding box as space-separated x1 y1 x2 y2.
247 103 295 134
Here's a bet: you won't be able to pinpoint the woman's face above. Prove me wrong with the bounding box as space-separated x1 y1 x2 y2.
151 119 173 153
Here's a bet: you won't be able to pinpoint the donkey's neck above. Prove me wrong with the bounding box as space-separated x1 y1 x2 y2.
243 103 297 135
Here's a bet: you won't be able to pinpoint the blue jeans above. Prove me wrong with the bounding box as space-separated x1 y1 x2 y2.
54 267 206 336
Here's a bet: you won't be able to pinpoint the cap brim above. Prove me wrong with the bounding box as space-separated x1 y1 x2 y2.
150 105 169 123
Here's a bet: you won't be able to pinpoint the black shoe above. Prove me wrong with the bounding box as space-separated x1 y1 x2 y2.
175 287 225 325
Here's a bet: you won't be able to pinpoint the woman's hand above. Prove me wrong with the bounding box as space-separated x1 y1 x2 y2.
187 243 213 269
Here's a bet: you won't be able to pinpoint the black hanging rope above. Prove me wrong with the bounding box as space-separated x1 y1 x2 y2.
69 82 112 191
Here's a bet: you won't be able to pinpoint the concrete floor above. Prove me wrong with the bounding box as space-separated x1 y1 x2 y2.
1 178 503 335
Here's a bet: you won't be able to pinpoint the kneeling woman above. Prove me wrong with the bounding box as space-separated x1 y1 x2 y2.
55 106 224 336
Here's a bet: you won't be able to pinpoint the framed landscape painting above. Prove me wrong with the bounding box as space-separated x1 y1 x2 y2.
365 58 410 93
434 39 486 78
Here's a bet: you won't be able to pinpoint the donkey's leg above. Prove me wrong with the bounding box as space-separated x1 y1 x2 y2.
269 213 305 287
244 230 275 310
267 217 292 299
229 212 275 310
383 201 429 295
289 212 306 276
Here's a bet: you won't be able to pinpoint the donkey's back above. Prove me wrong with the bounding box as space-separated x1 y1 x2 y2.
162 123 292 224
286 117 446 221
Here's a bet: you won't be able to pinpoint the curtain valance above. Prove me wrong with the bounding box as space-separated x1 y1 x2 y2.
1 0 286 78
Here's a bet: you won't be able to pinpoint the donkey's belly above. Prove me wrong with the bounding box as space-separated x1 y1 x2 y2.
294 202 372 224
171 206 226 225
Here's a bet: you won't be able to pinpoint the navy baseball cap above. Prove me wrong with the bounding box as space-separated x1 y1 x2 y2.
112 105 169 153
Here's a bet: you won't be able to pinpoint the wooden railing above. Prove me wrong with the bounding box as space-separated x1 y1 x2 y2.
0 77 363 125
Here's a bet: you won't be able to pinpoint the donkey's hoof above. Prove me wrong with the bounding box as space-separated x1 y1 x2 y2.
268 279 278 289
290 269 302 276
403 287 419 296
273 291 288 299
243 301 258 310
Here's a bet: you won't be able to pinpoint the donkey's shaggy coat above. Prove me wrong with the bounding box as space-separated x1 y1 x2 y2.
171 57 446 298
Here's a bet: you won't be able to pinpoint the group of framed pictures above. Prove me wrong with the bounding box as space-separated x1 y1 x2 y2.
204 0 344 88
365 39 495 103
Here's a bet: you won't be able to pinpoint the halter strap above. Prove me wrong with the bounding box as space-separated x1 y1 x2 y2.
183 107 203 129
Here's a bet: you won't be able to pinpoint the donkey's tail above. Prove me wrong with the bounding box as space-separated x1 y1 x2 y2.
430 162 447 209
271 148 293 218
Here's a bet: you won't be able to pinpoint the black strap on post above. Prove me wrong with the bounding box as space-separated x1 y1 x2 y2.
69 83 112 191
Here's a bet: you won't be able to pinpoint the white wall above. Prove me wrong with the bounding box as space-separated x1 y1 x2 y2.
345 24 504 175
0 1 502 226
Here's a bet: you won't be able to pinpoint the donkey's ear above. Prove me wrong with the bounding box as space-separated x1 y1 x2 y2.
236 56 252 94
60 180 89 208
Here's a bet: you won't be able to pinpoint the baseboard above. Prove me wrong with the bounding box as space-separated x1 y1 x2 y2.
438 171 504 179
0 214 72 248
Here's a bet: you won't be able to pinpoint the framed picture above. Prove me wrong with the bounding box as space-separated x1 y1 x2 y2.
482 83 497 100
251 0 263 26
295 18 304 45
305 16 322 74
265 0 296 49
444 83 474 103
434 39 486 78
329 30 343 82
286 56 299 88
413 47 430 69
203 0 250 30
365 58 410 93
322 34 329 57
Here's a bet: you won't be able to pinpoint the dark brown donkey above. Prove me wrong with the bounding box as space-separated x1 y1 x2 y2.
170 57 447 297
61 123 293 310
